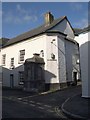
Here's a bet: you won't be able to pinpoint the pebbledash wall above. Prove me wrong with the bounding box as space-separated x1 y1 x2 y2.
0 14 80 90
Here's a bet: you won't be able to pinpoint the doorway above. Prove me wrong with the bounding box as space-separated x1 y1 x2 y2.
73 72 77 85
10 74 14 88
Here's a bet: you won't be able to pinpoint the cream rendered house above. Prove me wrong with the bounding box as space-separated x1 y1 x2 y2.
0 12 80 91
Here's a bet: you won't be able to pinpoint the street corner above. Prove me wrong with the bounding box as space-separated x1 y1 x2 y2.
61 94 89 120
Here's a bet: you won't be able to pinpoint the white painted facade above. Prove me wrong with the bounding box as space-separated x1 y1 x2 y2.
75 31 90 98
0 17 80 90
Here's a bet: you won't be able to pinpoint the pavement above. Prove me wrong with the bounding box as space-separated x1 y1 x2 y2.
61 93 90 120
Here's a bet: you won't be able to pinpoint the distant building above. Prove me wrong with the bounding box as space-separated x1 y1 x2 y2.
75 25 90 98
0 38 9 84
0 12 80 91
0 38 9 47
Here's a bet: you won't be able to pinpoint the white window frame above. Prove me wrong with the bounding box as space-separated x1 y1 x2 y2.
2 54 6 66
10 58 14 68
19 49 25 63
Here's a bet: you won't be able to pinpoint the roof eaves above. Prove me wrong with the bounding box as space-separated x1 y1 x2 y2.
2 16 66 48
2 32 46 48
46 30 67 36
65 36 79 45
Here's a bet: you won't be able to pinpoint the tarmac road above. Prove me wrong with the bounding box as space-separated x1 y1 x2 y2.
2 85 81 119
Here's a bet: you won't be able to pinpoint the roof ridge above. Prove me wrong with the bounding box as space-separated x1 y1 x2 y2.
9 16 66 40
3 16 66 47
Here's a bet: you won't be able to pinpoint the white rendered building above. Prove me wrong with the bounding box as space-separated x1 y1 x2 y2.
0 12 80 91
75 26 90 98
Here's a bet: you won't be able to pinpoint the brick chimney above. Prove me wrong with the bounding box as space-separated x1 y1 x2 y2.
44 12 54 25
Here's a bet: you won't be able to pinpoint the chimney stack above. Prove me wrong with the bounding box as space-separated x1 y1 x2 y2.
44 12 54 25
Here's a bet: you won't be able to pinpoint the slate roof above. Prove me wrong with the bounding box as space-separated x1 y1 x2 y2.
3 16 70 47
74 28 83 35
74 25 90 35
81 25 90 33
0 38 9 48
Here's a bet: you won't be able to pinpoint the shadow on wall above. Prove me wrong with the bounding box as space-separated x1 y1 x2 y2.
2 65 24 89
44 70 57 91
1 64 58 92
79 41 90 97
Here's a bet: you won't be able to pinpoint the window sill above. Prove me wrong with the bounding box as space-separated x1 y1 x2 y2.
47 59 57 61
18 61 24 64
1 64 6 66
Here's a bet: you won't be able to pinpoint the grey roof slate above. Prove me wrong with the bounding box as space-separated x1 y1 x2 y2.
3 16 66 47
82 25 90 33
0 38 9 48
74 25 90 35
74 28 83 35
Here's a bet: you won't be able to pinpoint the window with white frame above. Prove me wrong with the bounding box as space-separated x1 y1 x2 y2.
2 54 6 65
10 58 14 68
19 49 25 63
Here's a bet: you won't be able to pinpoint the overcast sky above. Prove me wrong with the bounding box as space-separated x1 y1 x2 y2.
1 2 88 38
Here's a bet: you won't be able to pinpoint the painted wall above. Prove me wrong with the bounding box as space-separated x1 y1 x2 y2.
1 34 62 87
58 36 66 84
0 18 78 89
45 35 59 83
75 32 90 97
65 39 80 82
1 35 47 87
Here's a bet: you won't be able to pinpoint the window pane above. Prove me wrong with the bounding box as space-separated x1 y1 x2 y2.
2 54 6 65
19 50 25 62
19 71 24 85
10 58 14 67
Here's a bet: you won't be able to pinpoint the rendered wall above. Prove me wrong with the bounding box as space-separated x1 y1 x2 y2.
58 36 66 84
75 32 90 98
0 34 61 87
65 39 80 82
0 35 47 87
45 35 59 84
